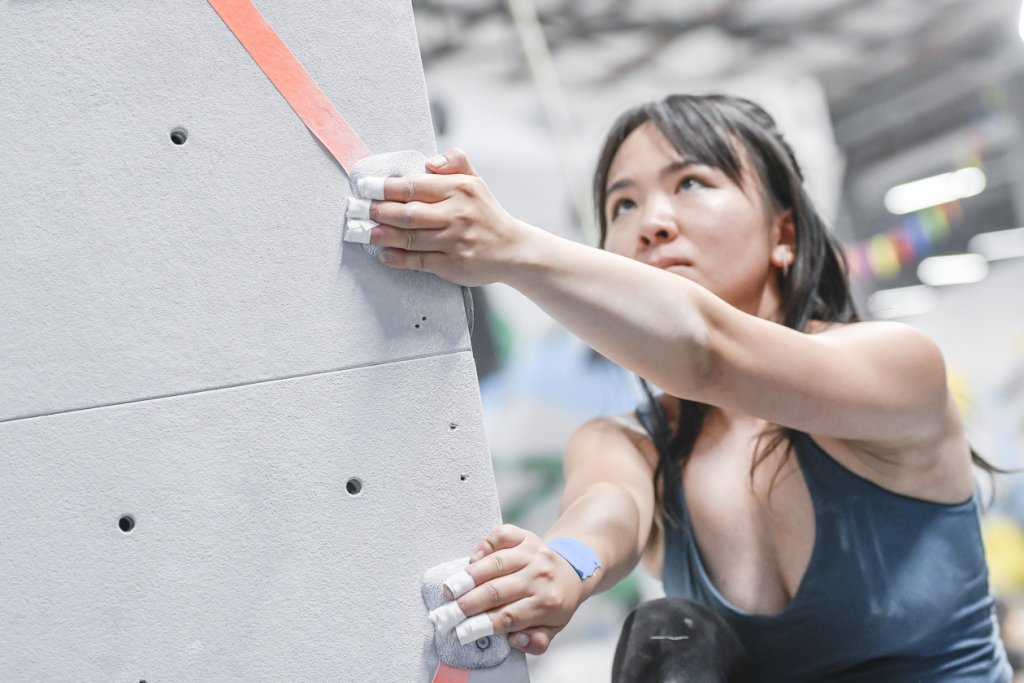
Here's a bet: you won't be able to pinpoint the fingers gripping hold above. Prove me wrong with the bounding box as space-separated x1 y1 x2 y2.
343 149 428 256
421 557 512 670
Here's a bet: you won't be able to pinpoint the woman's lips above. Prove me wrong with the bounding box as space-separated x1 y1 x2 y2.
650 256 693 270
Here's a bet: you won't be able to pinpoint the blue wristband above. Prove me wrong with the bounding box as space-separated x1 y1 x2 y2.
546 537 601 581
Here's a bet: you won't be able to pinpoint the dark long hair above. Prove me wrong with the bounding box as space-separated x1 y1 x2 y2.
595 94 855 526
594 94 1006 524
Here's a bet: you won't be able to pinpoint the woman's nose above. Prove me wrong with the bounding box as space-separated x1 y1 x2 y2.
639 197 679 246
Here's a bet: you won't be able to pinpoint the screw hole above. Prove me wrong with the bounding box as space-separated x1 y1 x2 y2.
170 128 188 145
346 478 363 496
422 316 427 321
449 423 458 431
460 474 468 481
414 324 420 329
475 636 491 650
119 515 135 533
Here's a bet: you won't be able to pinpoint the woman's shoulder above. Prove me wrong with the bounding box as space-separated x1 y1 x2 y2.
568 410 661 469
572 411 649 445
807 318 942 355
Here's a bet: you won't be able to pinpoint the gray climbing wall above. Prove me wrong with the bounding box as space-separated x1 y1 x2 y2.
0 1 529 680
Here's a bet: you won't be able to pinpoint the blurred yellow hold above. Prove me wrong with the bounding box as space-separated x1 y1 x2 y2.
867 235 900 279
983 515 1024 595
947 368 972 419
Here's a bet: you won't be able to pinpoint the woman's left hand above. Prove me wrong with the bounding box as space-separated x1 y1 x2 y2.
366 149 540 287
451 524 589 656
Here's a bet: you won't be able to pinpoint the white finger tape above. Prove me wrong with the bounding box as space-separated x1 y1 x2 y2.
345 197 372 220
455 614 494 646
428 601 468 634
443 569 476 601
356 176 387 201
344 218 377 244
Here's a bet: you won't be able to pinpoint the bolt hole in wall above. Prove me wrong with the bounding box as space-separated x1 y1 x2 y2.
346 478 363 496
170 127 188 145
119 515 135 533
460 474 468 481
415 315 427 330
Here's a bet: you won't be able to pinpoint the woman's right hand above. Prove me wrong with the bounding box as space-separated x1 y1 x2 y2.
451 523 593 655
367 149 546 288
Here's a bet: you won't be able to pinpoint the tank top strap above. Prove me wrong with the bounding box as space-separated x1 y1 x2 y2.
790 431 888 501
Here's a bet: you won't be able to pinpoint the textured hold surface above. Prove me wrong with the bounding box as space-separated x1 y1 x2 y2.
423 558 511 669
0 0 468 422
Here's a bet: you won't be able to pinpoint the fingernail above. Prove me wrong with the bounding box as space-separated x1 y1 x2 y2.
378 249 394 264
510 633 529 649
470 550 484 563
427 154 448 169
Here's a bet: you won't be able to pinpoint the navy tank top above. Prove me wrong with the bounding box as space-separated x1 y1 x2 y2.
639 409 1012 682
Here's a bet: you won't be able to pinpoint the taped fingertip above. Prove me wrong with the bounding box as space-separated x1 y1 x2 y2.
428 601 468 634
344 220 375 244
455 614 494 646
346 196 372 219
442 569 476 601
356 176 387 200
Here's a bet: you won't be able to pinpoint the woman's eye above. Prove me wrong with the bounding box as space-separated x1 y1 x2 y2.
611 198 636 219
676 176 703 192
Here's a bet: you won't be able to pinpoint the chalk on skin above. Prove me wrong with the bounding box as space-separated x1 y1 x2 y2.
356 176 387 200
455 614 494 646
443 569 476 601
428 601 468 634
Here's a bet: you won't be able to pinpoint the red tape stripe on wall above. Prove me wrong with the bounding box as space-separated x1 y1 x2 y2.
432 661 473 683
207 0 372 172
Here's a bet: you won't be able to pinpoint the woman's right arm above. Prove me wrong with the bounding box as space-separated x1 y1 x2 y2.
452 416 658 655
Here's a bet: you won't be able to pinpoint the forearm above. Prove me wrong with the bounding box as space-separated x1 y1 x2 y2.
502 222 713 398
544 482 649 601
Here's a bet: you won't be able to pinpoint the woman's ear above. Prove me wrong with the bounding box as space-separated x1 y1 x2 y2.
770 209 796 269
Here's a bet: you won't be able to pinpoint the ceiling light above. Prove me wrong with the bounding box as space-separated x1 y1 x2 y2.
916 253 989 286
867 285 938 319
968 227 1024 261
883 167 986 215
